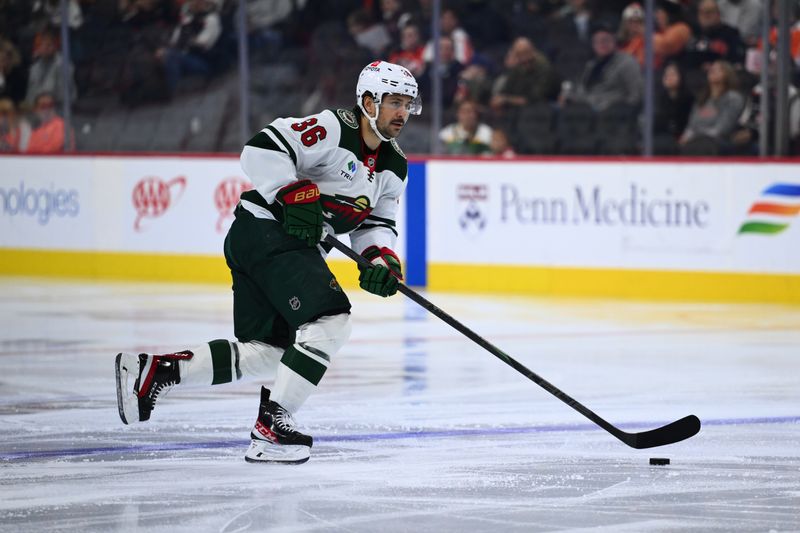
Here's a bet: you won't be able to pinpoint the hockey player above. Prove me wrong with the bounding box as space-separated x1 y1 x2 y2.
115 61 421 464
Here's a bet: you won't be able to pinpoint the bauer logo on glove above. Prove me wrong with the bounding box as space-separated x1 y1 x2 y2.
277 179 324 247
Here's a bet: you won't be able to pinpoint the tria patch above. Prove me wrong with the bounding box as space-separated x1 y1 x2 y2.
337 109 358 130
339 160 356 181
329 277 342 292
289 296 301 311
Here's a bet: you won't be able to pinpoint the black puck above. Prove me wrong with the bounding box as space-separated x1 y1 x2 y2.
649 457 670 465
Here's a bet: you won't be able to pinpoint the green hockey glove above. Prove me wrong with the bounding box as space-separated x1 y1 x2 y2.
361 246 403 280
359 264 399 297
277 179 323 247
359 246 402 297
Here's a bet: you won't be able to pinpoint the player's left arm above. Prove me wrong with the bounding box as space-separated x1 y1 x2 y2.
350 173 407 298
350 164 407 273
350 197 403 297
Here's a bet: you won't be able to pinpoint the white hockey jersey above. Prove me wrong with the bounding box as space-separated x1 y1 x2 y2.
239 107 408 255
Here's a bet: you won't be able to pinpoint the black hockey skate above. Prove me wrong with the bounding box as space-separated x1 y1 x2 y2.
115 351 192 424
245 386 312 464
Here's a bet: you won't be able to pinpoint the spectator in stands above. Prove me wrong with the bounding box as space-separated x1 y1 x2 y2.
509 1 551 51
760 1 800 73
118 0 174 106
26 91 73 153
679 60 745 154
0 37 26 104
423 8 473 65
454 57 493 111
618 0 692 69
553 0 595 43
389 22 425 77
654 61 695 154
685 0 746 70
32 0 83 31
565 24 642 111
410 0 434 36
120 0 176 25
619 2 646 67
419 35 463 110
458 0 509 50
732 56 800 154
439 99 493 155
347 8 392 58
717 0 762 45
379 0 414 46
654 0 693 66
733 82 800 154
25 30 77 106
0 97 30 152
158 0 222 95
488 127 517 158
245 0 298 60
490 37 557 114
547 0 596 82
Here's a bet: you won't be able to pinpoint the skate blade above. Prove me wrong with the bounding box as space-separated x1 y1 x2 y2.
244 439 310 464
115 352 140 425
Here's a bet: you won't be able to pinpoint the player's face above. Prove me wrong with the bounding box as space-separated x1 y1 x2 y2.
377 94 413 138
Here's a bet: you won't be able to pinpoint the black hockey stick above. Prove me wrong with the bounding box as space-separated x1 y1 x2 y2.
325 234 700 449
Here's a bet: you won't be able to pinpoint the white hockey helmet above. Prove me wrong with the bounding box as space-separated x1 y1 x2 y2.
356 60 422 116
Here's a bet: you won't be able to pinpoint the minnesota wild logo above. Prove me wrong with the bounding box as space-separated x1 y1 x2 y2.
321 193 373 232
337 109 358 129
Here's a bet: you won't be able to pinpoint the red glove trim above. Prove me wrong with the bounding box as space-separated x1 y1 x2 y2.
278 179 321 205
362 246 403 280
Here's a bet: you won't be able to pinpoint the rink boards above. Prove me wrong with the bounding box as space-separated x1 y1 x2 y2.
1 154 799 303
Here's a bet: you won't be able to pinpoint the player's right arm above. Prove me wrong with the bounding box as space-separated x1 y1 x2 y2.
239 111 341 246
239 110 339 203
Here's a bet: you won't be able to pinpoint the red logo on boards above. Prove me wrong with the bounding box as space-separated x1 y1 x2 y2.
214 177 252 232
132 176 186 231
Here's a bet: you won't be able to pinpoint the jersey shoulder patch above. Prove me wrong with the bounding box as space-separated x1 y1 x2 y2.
377 139 408 181
336 108 359 130
331 108 361 157
390 138 406 159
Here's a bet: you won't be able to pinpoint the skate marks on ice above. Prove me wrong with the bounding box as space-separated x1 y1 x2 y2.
1 279 800 532
2 423 798 533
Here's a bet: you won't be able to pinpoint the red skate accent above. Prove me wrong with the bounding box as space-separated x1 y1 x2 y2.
136 351 193 398
159 350 194 360
137 356 160 399
254 420 278 443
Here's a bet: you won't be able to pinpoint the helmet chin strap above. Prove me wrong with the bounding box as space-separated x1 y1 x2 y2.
358 100 392 143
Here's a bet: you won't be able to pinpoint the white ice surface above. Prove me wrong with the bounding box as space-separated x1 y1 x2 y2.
0 278 798 532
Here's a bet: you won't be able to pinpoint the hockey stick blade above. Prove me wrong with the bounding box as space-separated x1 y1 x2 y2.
325 235 702 449
618 415 701 449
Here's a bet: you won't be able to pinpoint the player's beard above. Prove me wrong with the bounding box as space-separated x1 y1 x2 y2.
378 118 404 139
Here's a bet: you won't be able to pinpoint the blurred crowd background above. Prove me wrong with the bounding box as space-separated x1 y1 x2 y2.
0 0 798 156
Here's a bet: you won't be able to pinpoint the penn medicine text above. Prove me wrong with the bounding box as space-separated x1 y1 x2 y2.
501 184 710 228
